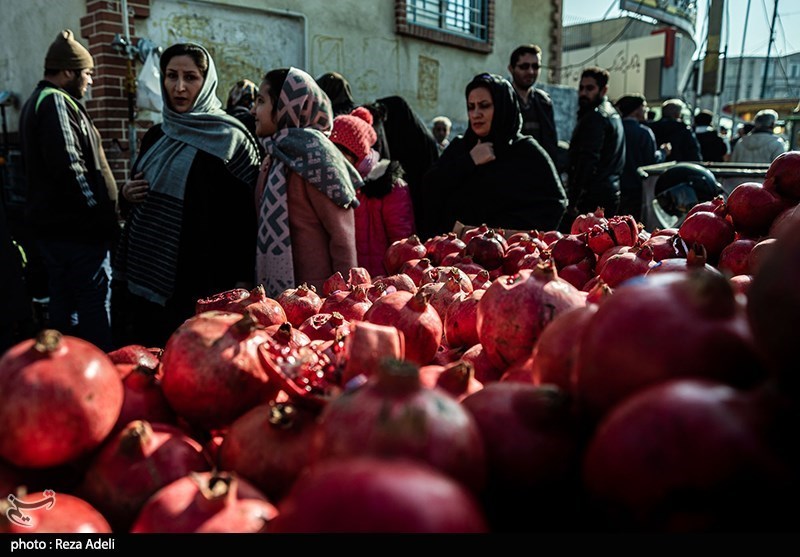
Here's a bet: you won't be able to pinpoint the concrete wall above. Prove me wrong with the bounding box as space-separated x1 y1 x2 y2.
0 0 559 136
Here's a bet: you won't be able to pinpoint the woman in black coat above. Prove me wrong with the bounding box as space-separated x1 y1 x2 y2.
422 73 566 239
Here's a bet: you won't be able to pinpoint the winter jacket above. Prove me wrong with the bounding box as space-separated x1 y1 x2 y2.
516 87 559 165
694 126 728 162
646 118 702 162
422 75 567 239
354 160 415 278
730 130 788 164
19 80 119 244
566 97 625 215
285 171 358 293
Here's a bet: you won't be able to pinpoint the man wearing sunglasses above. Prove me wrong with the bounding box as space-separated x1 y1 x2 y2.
508 44 558 165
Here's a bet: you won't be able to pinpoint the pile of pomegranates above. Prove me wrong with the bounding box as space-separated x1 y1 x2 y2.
2 152 800 533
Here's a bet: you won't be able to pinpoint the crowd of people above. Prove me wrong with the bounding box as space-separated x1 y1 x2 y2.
3 30 792 353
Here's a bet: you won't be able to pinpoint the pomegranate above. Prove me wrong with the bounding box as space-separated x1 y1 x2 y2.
196 285 286 327
717 238 757 277
341 321 405 385
268 457 488 532
574 271 766 424
726 181 788 237
0 330 124 468
78 420 210 531
219 401 318 503
444 288 485 348
645 243 720 276
129 472 278 533
747 212 800 390
195 287 249 314
322 271 349 296
464 229 507 270
298 312 351 342
312 359 487 492
461 383 581 532
460 343 506 384
160 311 277 430
348 266 372 287
678 209 735 263
319 284 373 322
384 234 428 275
529 303 599 392
265 321 312 349
571 206 607 234
583 379 795 532
113 363 177 433
419 360 483 400
1 489 111 533
768 203 799 237
470 269 492 290
363 289 442 365
549 234 593 269
746 237 777 277
425 232 466 265
373 272 418 294
477 262 587 369
764 150 800 199
276 283 323 327
642 231 687 262
107 344 161 369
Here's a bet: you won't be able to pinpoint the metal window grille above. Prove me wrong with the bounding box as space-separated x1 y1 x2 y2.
406 0 488 41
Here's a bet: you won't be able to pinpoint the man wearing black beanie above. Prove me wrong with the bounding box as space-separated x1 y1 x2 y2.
19 29 119 351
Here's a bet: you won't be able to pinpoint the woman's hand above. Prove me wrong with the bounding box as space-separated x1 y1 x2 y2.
122 173 149 203
470 141 495 165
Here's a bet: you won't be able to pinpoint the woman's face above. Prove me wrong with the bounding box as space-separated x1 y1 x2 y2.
467 86 494 138
252 81 278 137
164 55 204 113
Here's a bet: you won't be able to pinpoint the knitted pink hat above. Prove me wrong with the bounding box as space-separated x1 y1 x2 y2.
330 107 377 165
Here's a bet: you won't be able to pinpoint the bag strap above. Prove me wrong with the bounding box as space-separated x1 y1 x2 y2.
36 87 79 114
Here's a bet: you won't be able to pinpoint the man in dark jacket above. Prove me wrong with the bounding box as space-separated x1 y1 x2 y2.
615 94 670 221
566 66 625 224
19 29 119 350
507 44 559 165
647 98 702 162
694 109 728 162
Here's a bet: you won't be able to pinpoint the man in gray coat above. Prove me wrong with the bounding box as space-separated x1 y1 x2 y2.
730 109 788 163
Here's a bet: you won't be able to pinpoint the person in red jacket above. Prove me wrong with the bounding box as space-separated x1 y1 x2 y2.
330 106 416 278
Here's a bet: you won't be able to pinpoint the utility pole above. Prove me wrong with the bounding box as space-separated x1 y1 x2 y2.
760 0 779 99
732 0 752 127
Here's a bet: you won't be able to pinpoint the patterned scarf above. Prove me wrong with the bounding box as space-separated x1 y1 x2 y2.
115 43 261 305
256 67 362 298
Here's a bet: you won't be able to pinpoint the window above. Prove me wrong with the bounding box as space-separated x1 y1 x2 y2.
396 0 494 53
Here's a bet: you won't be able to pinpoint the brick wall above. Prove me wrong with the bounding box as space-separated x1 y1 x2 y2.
80 0 151 184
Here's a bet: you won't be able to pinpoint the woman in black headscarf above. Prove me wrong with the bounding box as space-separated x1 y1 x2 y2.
422 73 566 238
316 71 356 117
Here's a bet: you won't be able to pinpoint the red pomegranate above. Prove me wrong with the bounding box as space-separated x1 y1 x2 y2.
0 330 124 469
583 379 795 532
373 273 418 294
0 489 111 533
642 231 687 262
78 420 210 531
341 321 405 385
765 150 800 199
726 181 788 237
717 238 757 277
571 206 607 234
276 283 323 327
678 209 735 263
219 401 319 503
385 234 428 275
322 271 349 296
444 288 485 348
549 234 593 269
426 232 466 266
107 344 161 369
746 237 777 277
129 472 278 533
195 287 249 314
196 285 286 327
419 360 483 401
747 211 800 390
463 229 507 271
461 383 581 531
312 359 487 492
113 363 176 433
267 457 488 533
459 343 506 384
574 271 766 424
363 289 443 365
319 285 373 322
298 312 351 342
160 311 277 430
477 262 587 369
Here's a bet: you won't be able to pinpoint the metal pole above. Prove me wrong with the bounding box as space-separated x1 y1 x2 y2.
760 0 779 99
121 0 137 167
731 0 752 128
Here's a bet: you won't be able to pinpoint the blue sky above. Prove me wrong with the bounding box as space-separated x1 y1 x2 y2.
562 0 800 57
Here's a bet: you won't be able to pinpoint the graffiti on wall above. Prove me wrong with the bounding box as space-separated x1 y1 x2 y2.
417 55 439 106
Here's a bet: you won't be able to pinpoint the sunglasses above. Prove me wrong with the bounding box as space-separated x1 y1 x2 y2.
515 63 541 70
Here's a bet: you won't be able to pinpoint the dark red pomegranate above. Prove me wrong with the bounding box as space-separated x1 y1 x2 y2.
160 311 277 430
319 285 373 322
461 383 581 532
726 182 788 237
583 379 795 532
107 344 161 369
267 457 488 532
717 238 757 277
129 472 278 533
219 401 318 503
341 321 405 385
0 489 111 533
0 330 124 469
444 288 485 348
312 359 487 492
765 150 800 199
113 363 177 433
363 289 443 365
426 232 466 266
463 229 507 271
477 262 587 369
419 360 483 401
571 206 607 234
373 273 418 294
574 271 766 424
678 209 735 263
298 312 351 342
78 420 210 531
459 343 506 384
196 285 286 327
322 271 349 296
